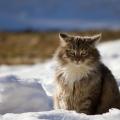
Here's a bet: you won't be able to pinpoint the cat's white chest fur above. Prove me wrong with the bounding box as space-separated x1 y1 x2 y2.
59 63 93 87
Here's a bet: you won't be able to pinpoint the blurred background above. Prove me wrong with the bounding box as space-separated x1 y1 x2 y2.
0 0 120 64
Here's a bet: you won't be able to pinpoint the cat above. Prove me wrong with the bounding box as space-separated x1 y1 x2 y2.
53 33 120 115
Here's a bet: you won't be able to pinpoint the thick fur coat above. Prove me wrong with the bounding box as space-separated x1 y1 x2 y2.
53 33 120 114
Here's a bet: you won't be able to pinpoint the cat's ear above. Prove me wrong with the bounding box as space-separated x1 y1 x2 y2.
59 33 71 45
90 33 101 45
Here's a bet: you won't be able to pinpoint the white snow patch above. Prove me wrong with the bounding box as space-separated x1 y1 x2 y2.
0 75 52 114
1 109 120 120
98 40 120 81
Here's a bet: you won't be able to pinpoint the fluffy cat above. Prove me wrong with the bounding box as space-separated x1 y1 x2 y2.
53 33 120 115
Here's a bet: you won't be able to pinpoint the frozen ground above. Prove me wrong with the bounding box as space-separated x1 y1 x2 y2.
0 40 120 120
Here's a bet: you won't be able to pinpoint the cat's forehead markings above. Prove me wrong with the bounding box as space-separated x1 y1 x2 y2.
74 36 82 41
73 36 91 41
73 36 87 45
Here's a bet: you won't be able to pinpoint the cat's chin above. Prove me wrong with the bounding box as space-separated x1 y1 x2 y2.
74 64 82 67
74 64 84 67
70 61 86 67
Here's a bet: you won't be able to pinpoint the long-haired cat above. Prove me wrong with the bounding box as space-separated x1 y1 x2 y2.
53 33 120 115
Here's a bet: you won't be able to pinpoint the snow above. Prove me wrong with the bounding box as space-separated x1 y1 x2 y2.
98 40 120 81
0 40 120 120
0 76 52 114
1 109 120 120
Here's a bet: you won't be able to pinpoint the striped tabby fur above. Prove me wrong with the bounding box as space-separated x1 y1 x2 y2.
53 33 120 114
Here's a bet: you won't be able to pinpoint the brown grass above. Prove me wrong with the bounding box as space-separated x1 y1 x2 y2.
0 30 120 65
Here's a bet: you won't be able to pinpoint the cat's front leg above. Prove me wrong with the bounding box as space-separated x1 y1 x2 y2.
53 95 60 109
54 94 68 110
78 99 93 115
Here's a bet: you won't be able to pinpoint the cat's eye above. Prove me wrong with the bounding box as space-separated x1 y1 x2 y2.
66 49 76 57
81 53 86 56
70 54 75 57
80 51 87 56
70 51 75 56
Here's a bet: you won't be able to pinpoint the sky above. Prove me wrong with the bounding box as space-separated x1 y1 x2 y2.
0 0 120 31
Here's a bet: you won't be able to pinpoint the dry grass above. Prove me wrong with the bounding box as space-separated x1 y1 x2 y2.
0 30 120 65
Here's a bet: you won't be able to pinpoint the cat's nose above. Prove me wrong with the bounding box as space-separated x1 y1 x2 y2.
75 57 80 64
75 54 80 60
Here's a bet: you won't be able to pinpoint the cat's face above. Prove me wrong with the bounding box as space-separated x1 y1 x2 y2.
56 33 101 66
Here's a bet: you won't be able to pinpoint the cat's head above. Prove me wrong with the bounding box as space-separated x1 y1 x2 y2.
55 33 101 66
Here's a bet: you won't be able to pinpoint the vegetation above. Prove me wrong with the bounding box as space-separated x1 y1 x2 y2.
0 30 120 64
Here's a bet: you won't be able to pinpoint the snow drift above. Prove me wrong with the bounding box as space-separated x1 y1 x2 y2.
1 109 120 120
0 75 52 114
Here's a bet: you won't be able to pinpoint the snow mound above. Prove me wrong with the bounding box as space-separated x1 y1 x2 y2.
1 109 120 120
0 75 52 114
